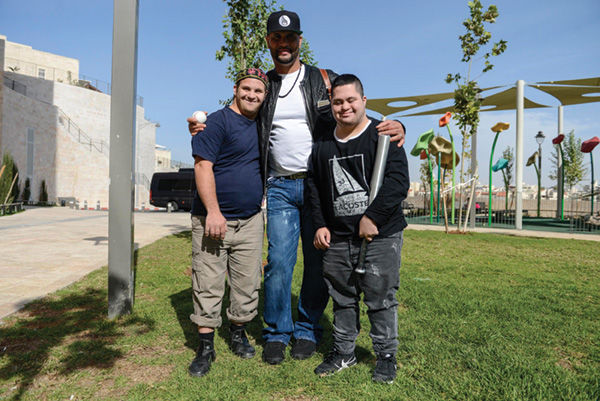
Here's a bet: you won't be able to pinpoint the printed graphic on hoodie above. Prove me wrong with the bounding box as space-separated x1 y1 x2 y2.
329 154 369 217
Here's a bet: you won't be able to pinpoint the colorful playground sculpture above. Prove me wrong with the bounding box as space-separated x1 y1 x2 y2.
492 158 510 210
581 136 599 216
489 122 510 226
428 136 459 231
552 133 566 220
439 112 456 224
410 129 435 223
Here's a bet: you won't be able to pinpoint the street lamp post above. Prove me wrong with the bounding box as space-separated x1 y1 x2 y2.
535 131 545 217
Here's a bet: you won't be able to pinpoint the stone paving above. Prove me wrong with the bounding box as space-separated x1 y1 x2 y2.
0 206 190 319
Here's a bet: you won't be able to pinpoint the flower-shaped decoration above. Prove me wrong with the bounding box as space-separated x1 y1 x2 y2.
491 122 510 133
439 112 452 127
492 158 509 172
552 134 565 145
526 151 538 167
428 136 459 170
428 136 452 156
581 136 600 153
410 129 435 157
440 152 460 170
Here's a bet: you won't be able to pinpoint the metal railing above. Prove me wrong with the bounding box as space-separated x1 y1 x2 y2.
0 202 23 216
171 159 193 169
134 172 150 190
3 75 27 96
56 108 109 157
78 73 143 106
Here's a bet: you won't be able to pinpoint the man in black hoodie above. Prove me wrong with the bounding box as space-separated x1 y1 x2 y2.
307 74 409 384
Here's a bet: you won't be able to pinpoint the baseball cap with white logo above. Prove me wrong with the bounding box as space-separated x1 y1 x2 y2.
267 10 302 34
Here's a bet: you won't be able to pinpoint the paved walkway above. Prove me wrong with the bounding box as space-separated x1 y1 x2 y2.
0 207 190 320
1 207 598 320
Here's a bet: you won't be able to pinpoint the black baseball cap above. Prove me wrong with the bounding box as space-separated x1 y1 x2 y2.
267 10 302 34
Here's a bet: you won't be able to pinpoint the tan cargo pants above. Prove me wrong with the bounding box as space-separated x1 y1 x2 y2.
190 211 264 328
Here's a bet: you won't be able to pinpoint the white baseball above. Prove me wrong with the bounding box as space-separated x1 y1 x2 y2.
192 111 207 124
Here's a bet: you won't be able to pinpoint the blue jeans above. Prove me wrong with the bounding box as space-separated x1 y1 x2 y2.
262 177 329 344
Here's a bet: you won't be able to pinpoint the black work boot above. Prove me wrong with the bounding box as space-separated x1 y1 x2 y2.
188 338 216 378
230 324 255 359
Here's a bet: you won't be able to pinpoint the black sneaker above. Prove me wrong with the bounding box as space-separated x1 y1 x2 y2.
262 341 287 365
230 326 255 359
314 350 357 376
290 339 316 360
372 353 397 383
188 339 216 378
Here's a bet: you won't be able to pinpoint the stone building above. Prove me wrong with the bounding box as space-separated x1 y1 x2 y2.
0 35 156 208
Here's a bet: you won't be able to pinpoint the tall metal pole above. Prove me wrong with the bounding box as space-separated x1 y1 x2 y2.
591 152 595 216
488 132 500 227
437 154 441 222
557 106 563 218
108 0 139 318
537 140 542 217
515 80 524 230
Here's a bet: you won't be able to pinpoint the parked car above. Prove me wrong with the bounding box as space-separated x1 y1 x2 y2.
149 168 195 211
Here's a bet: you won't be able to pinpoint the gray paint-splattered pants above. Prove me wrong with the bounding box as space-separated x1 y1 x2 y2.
322 231 403 356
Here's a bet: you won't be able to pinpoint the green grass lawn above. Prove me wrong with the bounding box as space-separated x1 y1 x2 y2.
1 230 599 400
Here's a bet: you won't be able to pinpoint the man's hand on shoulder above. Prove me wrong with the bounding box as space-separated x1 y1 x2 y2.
359 216 378 242
376 119 405 147
187 113 208 136
313 227 331 250
205 211 227 240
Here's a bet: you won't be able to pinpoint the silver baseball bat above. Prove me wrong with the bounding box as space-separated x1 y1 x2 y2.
355 132 390 274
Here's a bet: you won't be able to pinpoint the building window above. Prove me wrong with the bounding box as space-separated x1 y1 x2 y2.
27 128 34 180
38 68 45 79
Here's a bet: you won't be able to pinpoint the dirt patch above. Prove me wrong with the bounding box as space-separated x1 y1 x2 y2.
554 347 584 371
1 338 45 353
447 230 469 235
183 267 192 277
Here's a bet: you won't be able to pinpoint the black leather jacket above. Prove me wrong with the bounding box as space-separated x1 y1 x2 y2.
258 63 338 182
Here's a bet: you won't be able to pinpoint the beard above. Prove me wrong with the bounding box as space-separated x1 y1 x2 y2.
270 46 300 66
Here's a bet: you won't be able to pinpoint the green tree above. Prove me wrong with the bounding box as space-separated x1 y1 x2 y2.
0 152 20 204
216 0 317 85
39 180 48 203
445 1 507 221
549 130 586 191
22 178 31 203
501 146 513 209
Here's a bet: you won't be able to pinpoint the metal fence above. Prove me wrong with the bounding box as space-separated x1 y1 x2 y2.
0 202 23 216
78 73 143 106
405 194 600 234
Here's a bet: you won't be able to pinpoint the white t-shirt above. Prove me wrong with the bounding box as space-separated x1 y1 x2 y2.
268 65 313 177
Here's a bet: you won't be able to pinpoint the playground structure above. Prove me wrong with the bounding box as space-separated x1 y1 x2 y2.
367 77 600 234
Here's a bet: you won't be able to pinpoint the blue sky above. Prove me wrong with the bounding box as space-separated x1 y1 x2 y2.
1 0 599 188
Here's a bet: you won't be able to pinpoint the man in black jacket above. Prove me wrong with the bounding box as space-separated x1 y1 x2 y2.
188 10 406 365
308 74 409 383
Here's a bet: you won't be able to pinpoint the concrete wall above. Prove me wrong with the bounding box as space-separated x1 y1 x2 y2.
1 35 79 83
2 84 58 201
1 71 156 207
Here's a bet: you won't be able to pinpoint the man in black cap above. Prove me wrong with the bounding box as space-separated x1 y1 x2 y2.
188 10 406 365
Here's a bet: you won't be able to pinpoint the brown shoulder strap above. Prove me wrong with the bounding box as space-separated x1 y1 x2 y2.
319 68 331 100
